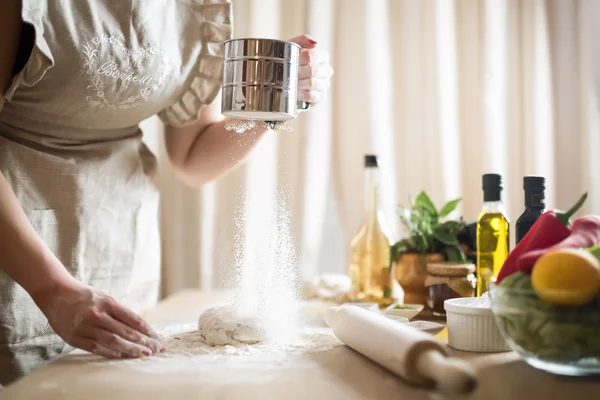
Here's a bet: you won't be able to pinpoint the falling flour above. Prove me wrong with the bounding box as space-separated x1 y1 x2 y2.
224 119 294 134
153 186 339 359
224 119 257 134
272 121 294 132
229 191 301 342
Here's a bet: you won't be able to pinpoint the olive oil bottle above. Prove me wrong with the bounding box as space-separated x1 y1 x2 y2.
476 174 510 296
348 155 396 306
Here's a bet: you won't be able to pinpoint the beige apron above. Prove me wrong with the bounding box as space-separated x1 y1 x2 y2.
0 0 231 385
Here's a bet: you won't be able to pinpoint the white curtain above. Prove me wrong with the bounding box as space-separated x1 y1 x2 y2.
143 0 600 298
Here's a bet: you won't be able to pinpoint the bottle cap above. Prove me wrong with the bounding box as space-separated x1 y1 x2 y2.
482 173 502 191
365 155 379 168
482 173 502 202
523 176 545 190
523 176 545 208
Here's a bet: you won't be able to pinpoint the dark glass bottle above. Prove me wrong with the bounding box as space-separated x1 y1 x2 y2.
516 176 546 244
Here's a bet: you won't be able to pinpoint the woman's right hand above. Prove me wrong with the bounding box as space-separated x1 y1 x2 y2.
34 280 164 358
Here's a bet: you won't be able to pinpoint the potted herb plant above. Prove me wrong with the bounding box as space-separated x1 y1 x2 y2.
390 191 468 305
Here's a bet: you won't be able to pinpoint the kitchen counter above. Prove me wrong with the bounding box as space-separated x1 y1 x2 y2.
1 290 599 400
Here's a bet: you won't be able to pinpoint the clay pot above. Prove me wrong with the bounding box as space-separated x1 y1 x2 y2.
395 253 445 306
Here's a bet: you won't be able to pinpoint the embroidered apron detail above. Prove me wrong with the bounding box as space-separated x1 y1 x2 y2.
82 35 174 110
0 0 232 385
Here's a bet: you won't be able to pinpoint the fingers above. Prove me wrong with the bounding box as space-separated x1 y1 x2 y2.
297 57 331 104
297 90 324 103
86 327 153 358
70 337 123 359
294 41 333 106
298 77 330 91
106 299 161 341
298 49 329 69
298 63 333 81
96 313 164 353
288 34 318 49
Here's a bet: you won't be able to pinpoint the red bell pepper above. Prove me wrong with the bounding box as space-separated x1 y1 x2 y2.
495 192 588 283
516 215 600 273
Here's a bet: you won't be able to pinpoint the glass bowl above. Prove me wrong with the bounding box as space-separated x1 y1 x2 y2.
489 278 600 376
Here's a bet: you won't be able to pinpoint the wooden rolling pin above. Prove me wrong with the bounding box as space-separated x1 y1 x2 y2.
325 305 478 395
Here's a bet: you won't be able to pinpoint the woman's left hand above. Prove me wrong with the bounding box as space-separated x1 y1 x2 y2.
288 34 333 105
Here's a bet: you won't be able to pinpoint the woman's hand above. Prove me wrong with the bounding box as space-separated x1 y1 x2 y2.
288 34 334 105
35 280 164 358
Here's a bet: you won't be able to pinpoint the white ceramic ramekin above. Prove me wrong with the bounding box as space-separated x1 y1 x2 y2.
444 297 510 353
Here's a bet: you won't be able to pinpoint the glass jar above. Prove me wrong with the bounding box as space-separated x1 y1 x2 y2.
425 262 477 317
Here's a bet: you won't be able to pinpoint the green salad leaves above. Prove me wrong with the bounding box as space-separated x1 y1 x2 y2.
493 272 600 360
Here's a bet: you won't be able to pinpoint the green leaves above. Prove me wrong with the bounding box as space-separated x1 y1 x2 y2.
389 237 420 266
500 271 533 290
439 220 465 232
443 244 466 263
495 275 600 360
439 198 461 217
414 191 438 217
391 190 467 264
433 229 459 246
434 220 467 246
390 242 402 267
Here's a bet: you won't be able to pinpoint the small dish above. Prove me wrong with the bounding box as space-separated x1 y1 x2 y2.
384 315 410 324
345 302 380 314
444 296 510 353
406 321 445 335
384 303 424 320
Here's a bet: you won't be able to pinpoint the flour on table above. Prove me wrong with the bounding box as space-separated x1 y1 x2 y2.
197 305 266 345
73 300 342 380
160 324 341 357
77 321 342 378
159 301 342 357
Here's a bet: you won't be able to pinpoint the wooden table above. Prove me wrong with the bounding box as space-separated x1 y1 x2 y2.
1 290 599 400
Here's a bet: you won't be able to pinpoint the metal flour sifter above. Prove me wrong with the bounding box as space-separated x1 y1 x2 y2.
221 38 310 129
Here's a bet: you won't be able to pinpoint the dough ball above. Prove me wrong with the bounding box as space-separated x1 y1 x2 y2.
197 305 267 346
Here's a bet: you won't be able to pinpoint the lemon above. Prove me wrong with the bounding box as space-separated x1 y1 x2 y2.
531 248 600 307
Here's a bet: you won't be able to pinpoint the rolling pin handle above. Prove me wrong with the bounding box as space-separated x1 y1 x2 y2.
416 350 478 395
324 307 339 328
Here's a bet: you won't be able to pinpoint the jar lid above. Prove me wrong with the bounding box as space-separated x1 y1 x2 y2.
427 262 475 277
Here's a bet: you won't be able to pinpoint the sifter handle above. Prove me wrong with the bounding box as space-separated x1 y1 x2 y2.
296 101 311 113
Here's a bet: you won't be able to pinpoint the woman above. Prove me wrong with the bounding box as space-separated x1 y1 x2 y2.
0 0 333 384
